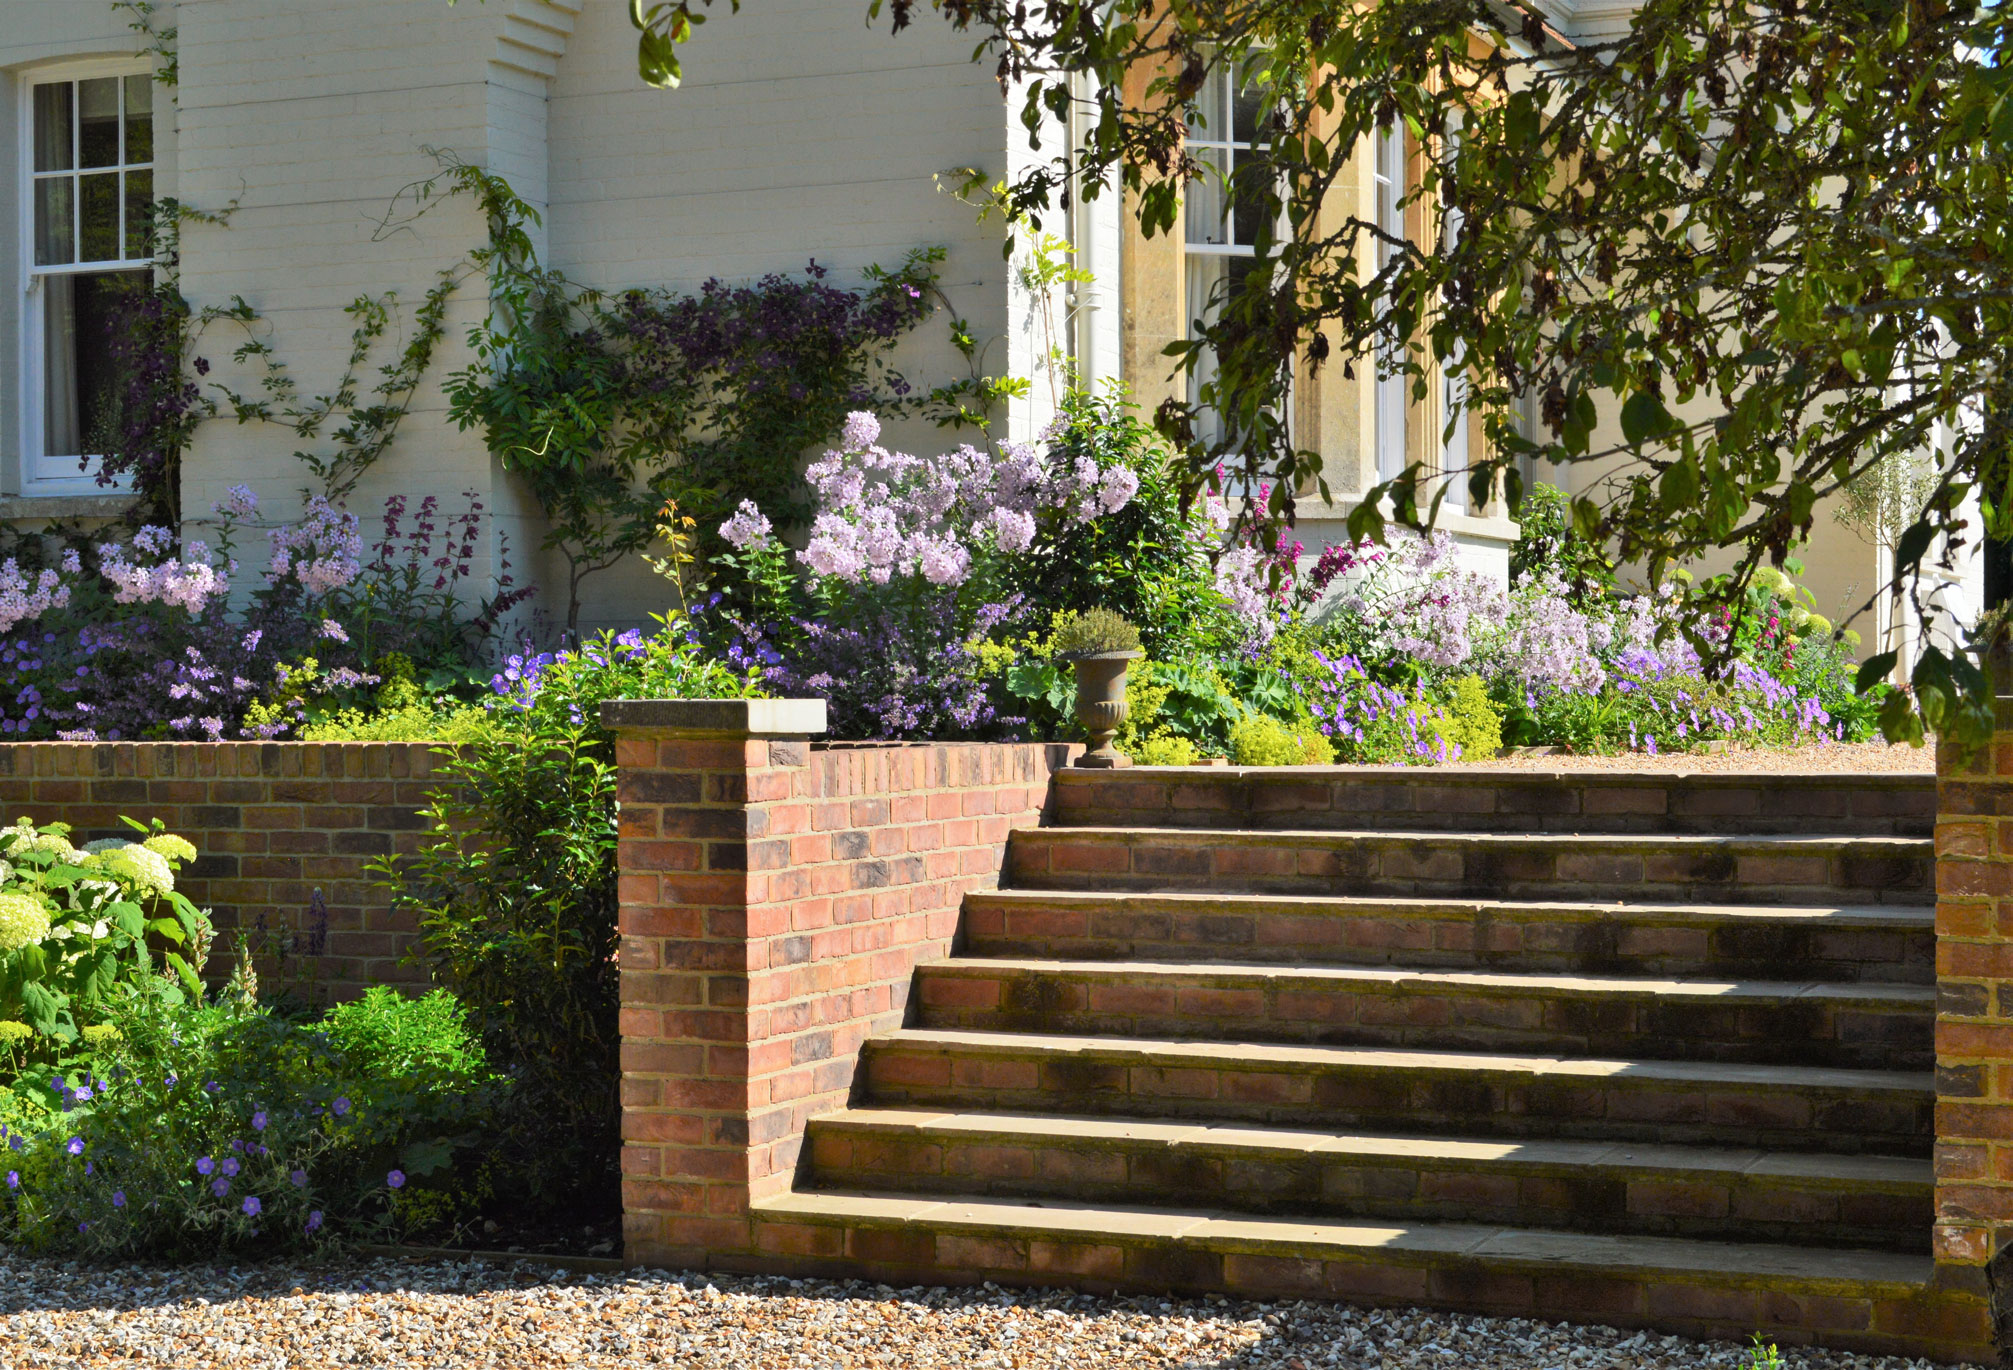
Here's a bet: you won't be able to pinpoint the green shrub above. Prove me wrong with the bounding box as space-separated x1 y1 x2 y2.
1229 714 1337 766
0 982 498 1258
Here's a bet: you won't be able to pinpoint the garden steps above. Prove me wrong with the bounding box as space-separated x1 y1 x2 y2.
1004 827 1934 906
857 1029 1933 1156
1047 767 1937 836
960 890 1936 983
805 1107 1932 1251
910 957 1935 1070
772 767 1969 1357
747 1189 1956 1351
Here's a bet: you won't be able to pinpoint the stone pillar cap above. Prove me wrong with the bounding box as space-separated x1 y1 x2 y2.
599 697 829 737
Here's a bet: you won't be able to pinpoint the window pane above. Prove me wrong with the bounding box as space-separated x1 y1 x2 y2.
43 269 148 461
124 75 153 163
1185 147 1229 245
79 77 120 168
33 82 73 172
34 178 75 266
1233 78 1265 147
1231 150 1269 247
81 172 120 261
125 170 155 258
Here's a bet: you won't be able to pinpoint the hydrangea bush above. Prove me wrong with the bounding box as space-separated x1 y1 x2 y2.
0 821 209 1041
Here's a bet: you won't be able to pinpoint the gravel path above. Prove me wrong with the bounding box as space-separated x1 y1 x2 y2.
1459 740 1935 773
0 1253 1974 1369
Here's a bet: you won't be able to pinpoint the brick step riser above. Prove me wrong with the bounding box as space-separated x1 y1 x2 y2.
961 901 1936 984
913 972 1934 1072
861 1046 1932 1156
1006 836 1933 908
744 1206 1984 1363
1050 774 1935 837
805 1128 1931 1253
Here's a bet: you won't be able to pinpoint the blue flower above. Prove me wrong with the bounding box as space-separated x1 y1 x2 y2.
251 1111 268 1132
211 1177 230 1198
331 1096 351 1117
5 1171 17 1190
305 1210 323 1233
64 1136 84 1157
195 1156 214 1176
112 1190 126 1208
220 1157 240 1178
386 1170 405 1190
289 1169 307 1187
242 1196 261 1217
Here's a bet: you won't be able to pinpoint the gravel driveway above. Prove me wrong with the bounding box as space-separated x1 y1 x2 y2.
0 1252 1973 1369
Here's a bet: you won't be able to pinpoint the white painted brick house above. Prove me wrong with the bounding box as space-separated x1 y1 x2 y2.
0 0 1964 655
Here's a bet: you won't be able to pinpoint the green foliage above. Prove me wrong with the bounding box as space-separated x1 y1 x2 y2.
319 987 489 1081
0 980 498 1258
446 239 943 630
371 731 619 1219
1509 485 1615 596
1051 609 1142 659
1229 714 1337 767
995 390 1230 657
0 822 209 1044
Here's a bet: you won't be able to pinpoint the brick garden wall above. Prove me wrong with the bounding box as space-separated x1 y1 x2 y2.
0 742 456 999
1934 725 2013 1283
605 699 1078 1270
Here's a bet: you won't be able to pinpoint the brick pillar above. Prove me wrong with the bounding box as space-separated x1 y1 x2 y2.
1936 713 2013 1289
603 698 832 1267
604 700 1075 1273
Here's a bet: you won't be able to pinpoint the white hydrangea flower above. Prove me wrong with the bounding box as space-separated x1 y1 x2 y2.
94 844 175 896
142 834 199 865
0 892 51 953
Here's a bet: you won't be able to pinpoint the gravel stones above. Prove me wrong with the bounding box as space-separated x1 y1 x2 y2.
0 1252 1979 1369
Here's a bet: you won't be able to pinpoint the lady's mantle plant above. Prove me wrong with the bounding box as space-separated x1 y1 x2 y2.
0 822 209 1041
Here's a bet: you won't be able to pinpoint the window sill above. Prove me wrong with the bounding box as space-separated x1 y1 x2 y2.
0 492 138 522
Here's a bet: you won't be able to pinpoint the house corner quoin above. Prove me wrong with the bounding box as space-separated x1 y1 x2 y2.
601 697 1076 1270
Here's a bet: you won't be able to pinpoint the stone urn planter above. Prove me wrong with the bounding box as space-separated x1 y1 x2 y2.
1069 650 1143 769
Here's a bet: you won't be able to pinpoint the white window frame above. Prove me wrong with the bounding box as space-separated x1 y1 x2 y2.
17 58 153 496
1373 120 1408 484
1184 59 1290 484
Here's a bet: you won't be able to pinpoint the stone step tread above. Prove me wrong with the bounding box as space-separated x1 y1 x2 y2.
755 1189 1933 1292
813 1107 1931 1188
922 957 1936 1007
876 1029 1932 1095
968 889 1937 927
1024 827 1931 851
